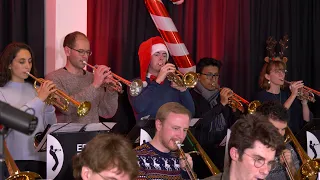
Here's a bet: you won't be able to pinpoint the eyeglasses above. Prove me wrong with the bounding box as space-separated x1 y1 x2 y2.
68 47 92 56
243 152 276 170
200 73 219 79
271 69 288 75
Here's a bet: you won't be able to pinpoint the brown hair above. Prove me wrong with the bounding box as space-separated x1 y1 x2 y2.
72 133 139 180
0 42 37 87
258 60 286 90
228 113 285 160
63 31 87 48
156 102 192 122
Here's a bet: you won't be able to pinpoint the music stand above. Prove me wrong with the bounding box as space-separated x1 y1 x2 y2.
126 116 155 144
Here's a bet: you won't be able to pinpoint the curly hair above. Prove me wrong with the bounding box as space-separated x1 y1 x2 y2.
228 113 285 160
0 42 37 87
73 133 139 180
256 101 289 123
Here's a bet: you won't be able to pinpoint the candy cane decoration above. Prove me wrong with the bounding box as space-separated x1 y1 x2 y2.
145 0 196 74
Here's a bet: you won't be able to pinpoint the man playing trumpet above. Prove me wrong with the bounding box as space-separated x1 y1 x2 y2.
190 57 238 177
46 31 118 123
128 36 195 121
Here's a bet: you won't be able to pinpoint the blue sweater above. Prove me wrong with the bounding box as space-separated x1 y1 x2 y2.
135 142 189 179
128 78 195 121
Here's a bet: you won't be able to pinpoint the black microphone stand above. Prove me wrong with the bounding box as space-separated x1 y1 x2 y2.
0 127 8 179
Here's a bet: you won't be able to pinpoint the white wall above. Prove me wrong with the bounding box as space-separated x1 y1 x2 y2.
45 0 87 75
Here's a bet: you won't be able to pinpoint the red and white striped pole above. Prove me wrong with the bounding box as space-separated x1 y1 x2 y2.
145 0 196 74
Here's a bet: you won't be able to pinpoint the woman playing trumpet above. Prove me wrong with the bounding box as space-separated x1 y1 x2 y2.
256 59 312 135
0 42 57 178
128 36 195 121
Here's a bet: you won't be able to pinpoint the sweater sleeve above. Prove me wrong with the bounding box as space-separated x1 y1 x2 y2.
128 81 163 115
98 87 119 118
179 90 195 117
45 72 100 115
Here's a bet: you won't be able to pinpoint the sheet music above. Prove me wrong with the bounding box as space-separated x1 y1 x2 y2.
190 118 200 127
85 122 116 131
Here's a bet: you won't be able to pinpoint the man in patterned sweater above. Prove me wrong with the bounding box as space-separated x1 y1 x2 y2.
257 101 300 180
135 102 193 179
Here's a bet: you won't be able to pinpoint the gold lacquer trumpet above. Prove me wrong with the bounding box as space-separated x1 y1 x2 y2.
284 80 320 103
83 61 143 96
26 72 91 117
167 70 199 88
216 87 260 114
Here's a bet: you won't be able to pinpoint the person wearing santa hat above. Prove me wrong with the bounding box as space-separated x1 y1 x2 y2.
128 36 195 121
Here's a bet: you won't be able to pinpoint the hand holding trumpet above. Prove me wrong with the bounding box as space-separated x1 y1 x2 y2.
157 63 176 84
92 65 112 89
220 88 234 106
36 80 57 102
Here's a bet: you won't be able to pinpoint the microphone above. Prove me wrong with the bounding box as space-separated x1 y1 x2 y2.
0 101 38 135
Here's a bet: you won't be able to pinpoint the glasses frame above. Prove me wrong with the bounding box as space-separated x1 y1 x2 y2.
271 69 288 75
200 73 220 79
243 151 276 170
68 46 92 56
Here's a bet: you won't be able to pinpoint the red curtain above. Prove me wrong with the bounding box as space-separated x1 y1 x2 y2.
87 0 250 130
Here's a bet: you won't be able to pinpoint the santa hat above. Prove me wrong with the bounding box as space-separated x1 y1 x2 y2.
138 36 169 85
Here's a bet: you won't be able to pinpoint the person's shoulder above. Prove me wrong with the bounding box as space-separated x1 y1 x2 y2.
134 143 151 154
46 68 65 79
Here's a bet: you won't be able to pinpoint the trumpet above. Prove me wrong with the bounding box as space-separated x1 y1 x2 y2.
26 72 91 117
217 87 261 114
83 61 143 96
284 80 320 103
167 70 199 88
175 141 198 180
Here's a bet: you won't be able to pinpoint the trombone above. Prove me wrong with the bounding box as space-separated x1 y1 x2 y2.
175 140 198 180
284 80 320 103
83 61 143 96
283 127 320 179
26 72 91 117
187 130 221 176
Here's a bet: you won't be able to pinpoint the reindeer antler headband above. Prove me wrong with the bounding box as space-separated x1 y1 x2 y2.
264 34 289 63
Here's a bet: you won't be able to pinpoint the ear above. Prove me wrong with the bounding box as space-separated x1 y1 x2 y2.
81 166 91 180
64 46 71 56
155 119 163 132
264 73 270 81
229 147 239 161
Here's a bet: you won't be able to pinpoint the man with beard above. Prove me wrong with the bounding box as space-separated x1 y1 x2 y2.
135 102 194 179
190 57 238 177
46 31 118 123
